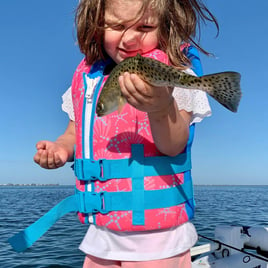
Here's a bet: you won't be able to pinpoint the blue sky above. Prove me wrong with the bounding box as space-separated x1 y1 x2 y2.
0 1 267 185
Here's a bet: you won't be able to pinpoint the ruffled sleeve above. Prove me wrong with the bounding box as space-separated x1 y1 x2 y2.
61 86 75 121
172 68 212 124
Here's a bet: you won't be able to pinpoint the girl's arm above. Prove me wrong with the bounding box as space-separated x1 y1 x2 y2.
34 120 76 169
148 100 191 156
119 73 191 156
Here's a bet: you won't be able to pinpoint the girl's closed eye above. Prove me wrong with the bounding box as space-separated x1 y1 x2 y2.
106 23 157 33
106 23 125 31
138 24 158 32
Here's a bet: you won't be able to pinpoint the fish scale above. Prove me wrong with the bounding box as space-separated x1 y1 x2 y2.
96 54 242 116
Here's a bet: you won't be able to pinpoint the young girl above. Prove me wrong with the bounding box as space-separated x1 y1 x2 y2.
34 0 217 266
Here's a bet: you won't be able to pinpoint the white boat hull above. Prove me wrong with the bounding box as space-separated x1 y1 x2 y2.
191 225 268 267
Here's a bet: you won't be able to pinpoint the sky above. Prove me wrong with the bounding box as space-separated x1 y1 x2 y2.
0 1 267 185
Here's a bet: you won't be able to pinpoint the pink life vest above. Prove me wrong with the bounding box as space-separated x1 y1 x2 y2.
72 49 195 232
8 48 199 253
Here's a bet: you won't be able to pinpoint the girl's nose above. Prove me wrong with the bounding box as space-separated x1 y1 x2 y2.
121 29 141 48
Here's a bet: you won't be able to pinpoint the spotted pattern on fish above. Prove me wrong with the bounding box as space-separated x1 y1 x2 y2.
96 54 242 116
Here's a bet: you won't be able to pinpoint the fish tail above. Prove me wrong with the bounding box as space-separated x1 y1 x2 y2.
200 72 242 112
178 72 242 112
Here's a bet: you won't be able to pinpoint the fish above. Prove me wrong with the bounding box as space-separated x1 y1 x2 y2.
96 54 242 117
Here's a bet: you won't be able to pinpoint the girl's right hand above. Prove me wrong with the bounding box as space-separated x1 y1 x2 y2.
33 140 69 169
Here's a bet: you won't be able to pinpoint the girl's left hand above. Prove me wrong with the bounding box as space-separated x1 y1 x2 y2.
118 72 174 114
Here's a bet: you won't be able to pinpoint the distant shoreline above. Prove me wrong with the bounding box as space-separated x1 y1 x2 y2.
0 183 60 187
1 184 267 187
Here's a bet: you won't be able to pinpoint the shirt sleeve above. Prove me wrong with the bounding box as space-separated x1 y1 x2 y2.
61 86 75 121
172 68 212 124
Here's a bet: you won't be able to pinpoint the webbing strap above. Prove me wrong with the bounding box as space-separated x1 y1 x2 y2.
8 195 78 253
76 179 193 213
101 179 193 212
8 179 193 252
75 151 191 181
184 45 203 77
131 144 145 225
75 143 192 226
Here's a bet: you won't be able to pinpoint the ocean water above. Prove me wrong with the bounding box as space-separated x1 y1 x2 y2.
0 185 267 267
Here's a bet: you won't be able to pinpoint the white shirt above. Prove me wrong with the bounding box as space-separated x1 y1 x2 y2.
62 68 211 261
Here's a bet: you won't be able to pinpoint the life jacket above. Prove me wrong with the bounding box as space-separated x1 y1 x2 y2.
73 49 194 231
8 46 203 252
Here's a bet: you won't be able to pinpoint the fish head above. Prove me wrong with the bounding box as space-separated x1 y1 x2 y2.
96 101 107 117
96 55 140 117
96 95 117 117
96 85 126 117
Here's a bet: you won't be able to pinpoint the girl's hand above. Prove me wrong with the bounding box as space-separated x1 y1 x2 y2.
119 72 191 156
118 72 174 114
34 140 69 169
34 120 76 169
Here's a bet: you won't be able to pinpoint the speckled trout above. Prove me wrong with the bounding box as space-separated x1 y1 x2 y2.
96 54 242 116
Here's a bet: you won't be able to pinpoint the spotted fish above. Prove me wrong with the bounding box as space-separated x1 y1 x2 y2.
96 54 242 116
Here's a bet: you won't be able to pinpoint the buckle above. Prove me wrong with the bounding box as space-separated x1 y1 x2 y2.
74 159 102 181
97 159 114 181
77 191 109 214
98 192 109 214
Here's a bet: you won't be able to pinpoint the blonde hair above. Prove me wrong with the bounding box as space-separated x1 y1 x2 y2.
75 0 218 68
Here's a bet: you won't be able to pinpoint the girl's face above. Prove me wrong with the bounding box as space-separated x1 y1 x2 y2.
104 0 159 64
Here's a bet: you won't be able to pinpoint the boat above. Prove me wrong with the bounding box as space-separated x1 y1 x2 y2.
191 225 268 267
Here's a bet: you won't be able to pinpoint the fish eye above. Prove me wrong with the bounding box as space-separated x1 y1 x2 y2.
96 103 105 115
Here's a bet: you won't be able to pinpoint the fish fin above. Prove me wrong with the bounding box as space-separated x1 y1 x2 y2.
200 72 242 112
117 96 126 114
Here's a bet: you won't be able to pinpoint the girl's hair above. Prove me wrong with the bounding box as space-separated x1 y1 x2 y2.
75 0 218 68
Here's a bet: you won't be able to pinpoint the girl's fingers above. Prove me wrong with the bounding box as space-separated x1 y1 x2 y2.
120 73 149 106
54 152 65 168
119 73 135 97
119 72 173 113
36 141 46 150
34 141 68 169
33 150 41 164
36 150 55 169
47 151 57 169
39 150 50 169
129 74 153 97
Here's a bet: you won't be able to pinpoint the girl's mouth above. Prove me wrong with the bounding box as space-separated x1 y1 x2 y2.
118 49 140 58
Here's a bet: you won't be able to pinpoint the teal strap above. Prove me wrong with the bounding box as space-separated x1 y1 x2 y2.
184 45 203 77
73 178 193 213
75 151 191 181
8 190 106 253
75 143 193 226
8 190 108 252
101 179 193 212
131 144 145 225
8 179 193 252
8 195 79 252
